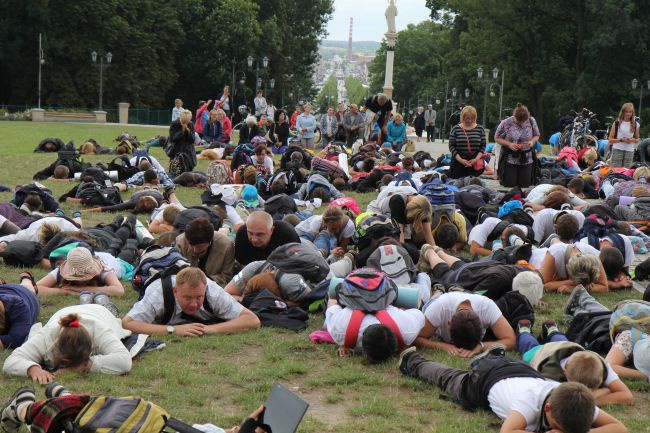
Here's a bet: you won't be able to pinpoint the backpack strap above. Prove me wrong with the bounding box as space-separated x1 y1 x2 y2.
344 310 365 349
486 220 511 243
375 310 405 349
161 275 176 325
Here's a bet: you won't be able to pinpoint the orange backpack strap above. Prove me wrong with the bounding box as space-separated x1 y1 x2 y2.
344 310 365 349
375 310 405 349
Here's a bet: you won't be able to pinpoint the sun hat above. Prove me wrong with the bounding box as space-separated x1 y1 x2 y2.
59 247 104 281
242 185 259 208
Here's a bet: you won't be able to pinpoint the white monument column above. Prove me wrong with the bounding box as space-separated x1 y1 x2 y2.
383 0 398 100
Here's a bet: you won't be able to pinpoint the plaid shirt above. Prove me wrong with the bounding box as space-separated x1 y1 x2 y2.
124 169 173 188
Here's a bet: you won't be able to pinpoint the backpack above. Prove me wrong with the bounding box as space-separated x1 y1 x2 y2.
494 291 535 331
107 155 139 181
334 268 403 349
418 182 456 207
75 181 122 207
242 289 309 331
206 160 232 185
169 153 194 177
609 300 650 341
173 206 223 232
231 143 255 171
413 150 433 167
393 170 416 189
280 145 312 170
565 311 612 354
264 194 297 219
80 166 109 184
455 190 486 225
131 245 190 299
73 396 169 433
12 183 59 212
265 242 329 284
367 244 416 286
34 137 64 152
575 214 626 258
311 156 348 181
329 197 360 217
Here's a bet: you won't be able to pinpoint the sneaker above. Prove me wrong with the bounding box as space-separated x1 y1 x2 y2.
79 291 94 305
470 343 506 368
476 207 489 224
397 346 417 376
72 210 82 218
447 285 467 293
417 244 436 273
523 204 534 216
541 319 560 343
517 319 532 334
45 382 70 399
564 285 586 318
93 292 120 317
1 387 35 433
55 209 65 217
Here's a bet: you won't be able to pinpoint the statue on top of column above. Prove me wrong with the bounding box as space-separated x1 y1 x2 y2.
385 0 397 34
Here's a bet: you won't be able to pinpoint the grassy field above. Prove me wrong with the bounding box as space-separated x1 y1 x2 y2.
0 121 648 432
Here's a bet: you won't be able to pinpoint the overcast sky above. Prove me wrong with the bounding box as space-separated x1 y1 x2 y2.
326 0 431 42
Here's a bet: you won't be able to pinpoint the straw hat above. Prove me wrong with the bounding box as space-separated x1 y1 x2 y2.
59 247 103 281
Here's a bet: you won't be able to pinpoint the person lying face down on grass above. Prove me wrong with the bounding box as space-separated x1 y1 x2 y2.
36 247 125 297
122 267 260 337
3 304 132 384
398 347 628 433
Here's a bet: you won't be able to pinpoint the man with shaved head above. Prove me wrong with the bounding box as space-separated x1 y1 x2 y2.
234 211 300 265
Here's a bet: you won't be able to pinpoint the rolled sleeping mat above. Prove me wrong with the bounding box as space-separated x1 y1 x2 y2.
74 171 119 181
327 277 421 309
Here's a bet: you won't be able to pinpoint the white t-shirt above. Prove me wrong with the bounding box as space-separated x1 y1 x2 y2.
488 378 599 431
325 305 424 351
423 292 502 342
468 217 528 247
612 121 640 152
0 217 78 244
255 156 275 175
151 202 186 224
126 276 243 325
547 242 600 280
579 235 634 268
532 209 585 244
525 185 587 207
295 215 355 239
129 155 165 172
528 247 548 270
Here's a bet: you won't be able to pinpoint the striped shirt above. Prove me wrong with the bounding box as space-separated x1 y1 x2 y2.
448 124 486 159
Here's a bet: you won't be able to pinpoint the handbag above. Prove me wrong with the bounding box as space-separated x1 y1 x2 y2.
461 127 484 171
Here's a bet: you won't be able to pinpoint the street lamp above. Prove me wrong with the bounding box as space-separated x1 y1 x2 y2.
91 51 112 110
477 66 502 126
464 88 470 99
37 33 45 109
632 78 650 124
247 55 269 96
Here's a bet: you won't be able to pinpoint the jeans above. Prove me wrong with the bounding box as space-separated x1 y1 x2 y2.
639 139 650 164
570 287 609 316
300 230 338 255
517 331 567 362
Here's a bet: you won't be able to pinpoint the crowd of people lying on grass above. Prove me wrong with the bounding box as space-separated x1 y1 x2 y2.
2 96 650 432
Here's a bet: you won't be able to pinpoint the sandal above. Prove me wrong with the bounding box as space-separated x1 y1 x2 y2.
0 278 5 285
18 272 38 294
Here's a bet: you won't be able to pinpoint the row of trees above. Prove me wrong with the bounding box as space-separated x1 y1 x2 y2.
0 0 333 111
369 0 649 138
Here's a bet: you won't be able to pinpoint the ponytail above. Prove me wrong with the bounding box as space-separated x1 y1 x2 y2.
52 313 93 369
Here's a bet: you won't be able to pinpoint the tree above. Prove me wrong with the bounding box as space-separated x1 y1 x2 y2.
345 75 366 106
316 74 338 112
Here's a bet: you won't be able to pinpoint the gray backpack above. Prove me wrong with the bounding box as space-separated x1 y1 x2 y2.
266 242 329 283
367 244 417 286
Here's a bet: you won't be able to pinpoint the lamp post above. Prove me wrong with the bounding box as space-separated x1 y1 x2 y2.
247 55 268 96
37 33 45 109
632 78 650 124
91 51 112 110
477 67 505 125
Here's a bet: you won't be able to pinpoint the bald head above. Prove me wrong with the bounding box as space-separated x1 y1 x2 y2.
246 211 274 248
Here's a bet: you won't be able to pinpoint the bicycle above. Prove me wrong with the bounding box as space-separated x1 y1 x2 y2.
558 108 598 151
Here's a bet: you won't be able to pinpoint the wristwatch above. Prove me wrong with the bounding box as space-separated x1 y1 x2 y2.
166 325 175 335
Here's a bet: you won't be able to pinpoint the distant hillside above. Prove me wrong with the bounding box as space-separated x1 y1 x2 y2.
321 40 381 52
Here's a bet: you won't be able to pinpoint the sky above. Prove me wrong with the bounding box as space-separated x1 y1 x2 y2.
326 0 431 42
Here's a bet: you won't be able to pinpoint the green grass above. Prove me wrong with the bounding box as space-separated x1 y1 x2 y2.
0 121 649 432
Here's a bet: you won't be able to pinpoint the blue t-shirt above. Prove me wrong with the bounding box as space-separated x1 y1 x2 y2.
0 284 39 349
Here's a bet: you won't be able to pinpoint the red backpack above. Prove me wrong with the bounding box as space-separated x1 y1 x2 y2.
335 268 404 349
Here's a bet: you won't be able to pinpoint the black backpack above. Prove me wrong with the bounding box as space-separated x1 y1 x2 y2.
75 181 122 207
80 166 109 183
172 206 223 232
0 240 44 267
12 183 59 212
108 155 139 181
565 311 613 354
34 137 64 152
169 152 194 177
264 194 298 219
266 242 329 284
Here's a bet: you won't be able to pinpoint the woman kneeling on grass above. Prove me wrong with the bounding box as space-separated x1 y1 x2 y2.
36 247 124 297
2 304 132 383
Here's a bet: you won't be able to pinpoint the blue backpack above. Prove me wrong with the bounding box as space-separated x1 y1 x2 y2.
131 245 190 299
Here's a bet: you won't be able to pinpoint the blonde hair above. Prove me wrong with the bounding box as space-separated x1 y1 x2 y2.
393 113 403 122
215 109 226 117
460 105 477 123
80 142 96 154
565 351 604 389
39 222 62 245
179 109 192 124
175 267 207 288
583 148 597 165
406 195 432 234
566 254 600 286
633 166 650 181
617 103 636 131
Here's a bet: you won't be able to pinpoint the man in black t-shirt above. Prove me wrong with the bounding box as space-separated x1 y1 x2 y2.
234 211 300 266
363 93 393 142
